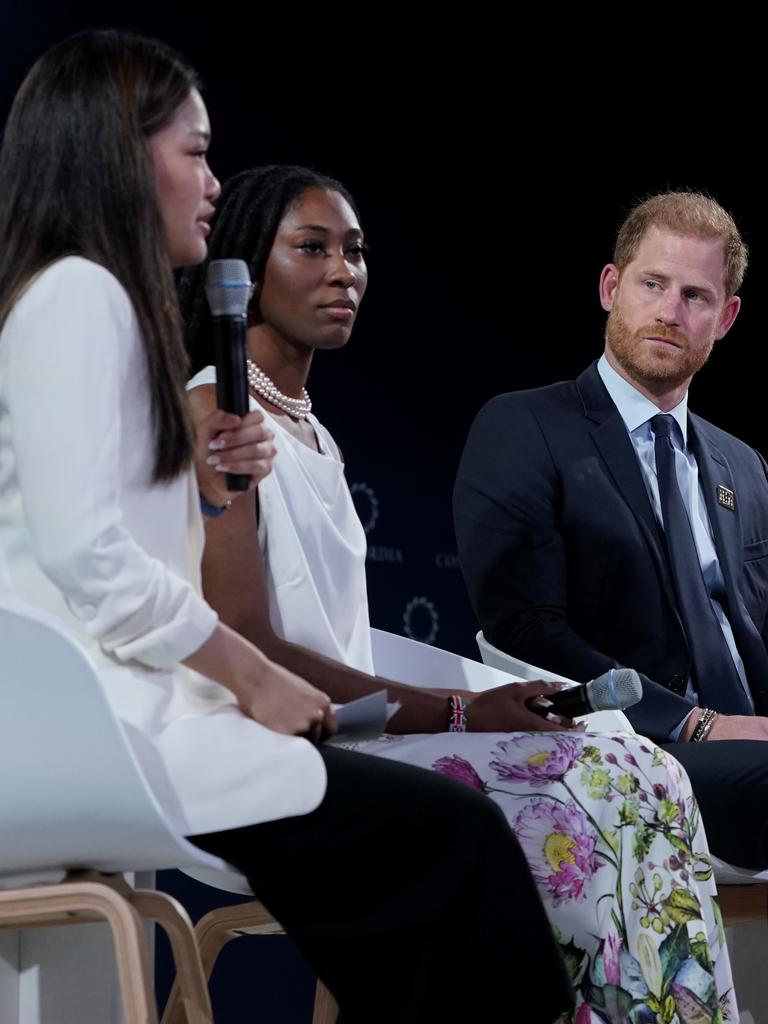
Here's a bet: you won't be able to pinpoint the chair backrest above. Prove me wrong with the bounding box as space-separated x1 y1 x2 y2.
0 596 230 879
370 628 518 692
476 632 568 681
475 631 634 733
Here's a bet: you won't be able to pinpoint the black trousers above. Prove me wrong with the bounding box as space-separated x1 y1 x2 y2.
664 740 768 870
191 747 574 1024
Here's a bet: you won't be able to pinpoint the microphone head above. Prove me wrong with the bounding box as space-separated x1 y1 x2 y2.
588 668 642 712
205 259 251 317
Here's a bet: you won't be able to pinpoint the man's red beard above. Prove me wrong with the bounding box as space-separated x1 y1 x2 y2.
605 306 714 394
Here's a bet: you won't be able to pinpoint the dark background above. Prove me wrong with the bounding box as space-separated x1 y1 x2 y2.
4 8 766 1021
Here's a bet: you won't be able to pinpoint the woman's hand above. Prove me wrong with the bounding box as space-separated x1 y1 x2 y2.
195 406 277 508
233 656 337 742
467 680 577 733
184 622 336 741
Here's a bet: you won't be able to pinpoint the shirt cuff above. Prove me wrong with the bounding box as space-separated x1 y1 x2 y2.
669 708 697 742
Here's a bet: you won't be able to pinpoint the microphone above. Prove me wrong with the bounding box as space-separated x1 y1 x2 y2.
204 259 252 492
529 668 642 718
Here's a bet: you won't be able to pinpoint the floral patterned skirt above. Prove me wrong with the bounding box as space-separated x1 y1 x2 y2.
348 730 735 1024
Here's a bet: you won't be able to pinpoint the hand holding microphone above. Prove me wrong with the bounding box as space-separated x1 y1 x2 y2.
193 404 276 510
468 679 582 733
204 259 253 492
528 668 642 719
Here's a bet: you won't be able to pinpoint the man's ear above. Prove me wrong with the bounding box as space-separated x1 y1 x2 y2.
715 294 741 341
599 264 620 312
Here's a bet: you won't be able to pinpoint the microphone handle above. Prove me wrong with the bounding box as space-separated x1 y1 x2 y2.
212 315 249 492
546 685 592 718
528 685 591 719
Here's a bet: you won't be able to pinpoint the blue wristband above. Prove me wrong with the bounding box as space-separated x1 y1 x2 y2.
200 494 230 518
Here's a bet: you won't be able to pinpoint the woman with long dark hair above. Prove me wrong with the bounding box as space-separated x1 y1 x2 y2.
0 32 575 1023
182 164 738 1024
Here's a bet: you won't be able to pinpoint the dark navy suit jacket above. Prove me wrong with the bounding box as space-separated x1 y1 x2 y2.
454 361 768 741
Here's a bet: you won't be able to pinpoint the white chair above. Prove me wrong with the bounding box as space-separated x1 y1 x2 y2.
370 626 634 732
474 630 768 916
0 594 337 1024
475 629 635 732
371 626 519 693
0 595 237 1023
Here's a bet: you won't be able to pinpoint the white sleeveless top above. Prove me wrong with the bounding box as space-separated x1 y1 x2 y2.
189 367 375 675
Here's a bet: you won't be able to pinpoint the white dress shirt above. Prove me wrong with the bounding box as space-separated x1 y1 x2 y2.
597 355 752 736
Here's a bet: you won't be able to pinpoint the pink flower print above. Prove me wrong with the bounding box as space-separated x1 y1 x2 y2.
431 754 485 791
575 1004 593 1024
489 734 583 785
514 798 603 905
602 928 621 986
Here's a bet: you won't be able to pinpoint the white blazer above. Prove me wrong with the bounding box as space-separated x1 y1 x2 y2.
0 257 325 836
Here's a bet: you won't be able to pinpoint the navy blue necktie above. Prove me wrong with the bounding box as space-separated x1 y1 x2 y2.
652 414 752 714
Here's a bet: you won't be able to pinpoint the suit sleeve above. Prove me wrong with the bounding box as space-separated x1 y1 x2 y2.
4 259 217 669
454 394 696 740
748 448 768 647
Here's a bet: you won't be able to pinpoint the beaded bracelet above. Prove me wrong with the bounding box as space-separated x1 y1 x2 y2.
690 708 718 742
448 695 468 733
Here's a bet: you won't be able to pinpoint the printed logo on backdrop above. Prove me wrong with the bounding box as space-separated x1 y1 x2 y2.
349 482 379 534
434 552 460 569
403 596 439 645
350 481 404 565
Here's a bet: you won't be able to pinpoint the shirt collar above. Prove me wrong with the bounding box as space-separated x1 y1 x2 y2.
597 352 688 444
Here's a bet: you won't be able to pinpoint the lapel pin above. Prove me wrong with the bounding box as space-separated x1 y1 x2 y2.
716 484 735 511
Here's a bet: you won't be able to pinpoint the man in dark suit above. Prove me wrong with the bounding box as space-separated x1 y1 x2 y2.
454 192 768 868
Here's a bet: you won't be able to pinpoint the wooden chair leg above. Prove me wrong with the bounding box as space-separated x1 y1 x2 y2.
194 900 284 977
0 880 158 1024
311 980 338 1024
160 898 337 1024
131 890 213 1024
162 899 278 1024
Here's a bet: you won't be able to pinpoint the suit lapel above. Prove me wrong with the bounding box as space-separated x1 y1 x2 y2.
688 416 743 587
576 364 673 597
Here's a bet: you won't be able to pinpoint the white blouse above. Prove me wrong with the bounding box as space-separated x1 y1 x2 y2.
189 366 374 675
0 259 325 835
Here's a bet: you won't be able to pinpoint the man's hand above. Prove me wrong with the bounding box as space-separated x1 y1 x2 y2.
708 714 768 741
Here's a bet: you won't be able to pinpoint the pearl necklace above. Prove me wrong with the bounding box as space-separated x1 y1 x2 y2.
246 360 312 420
